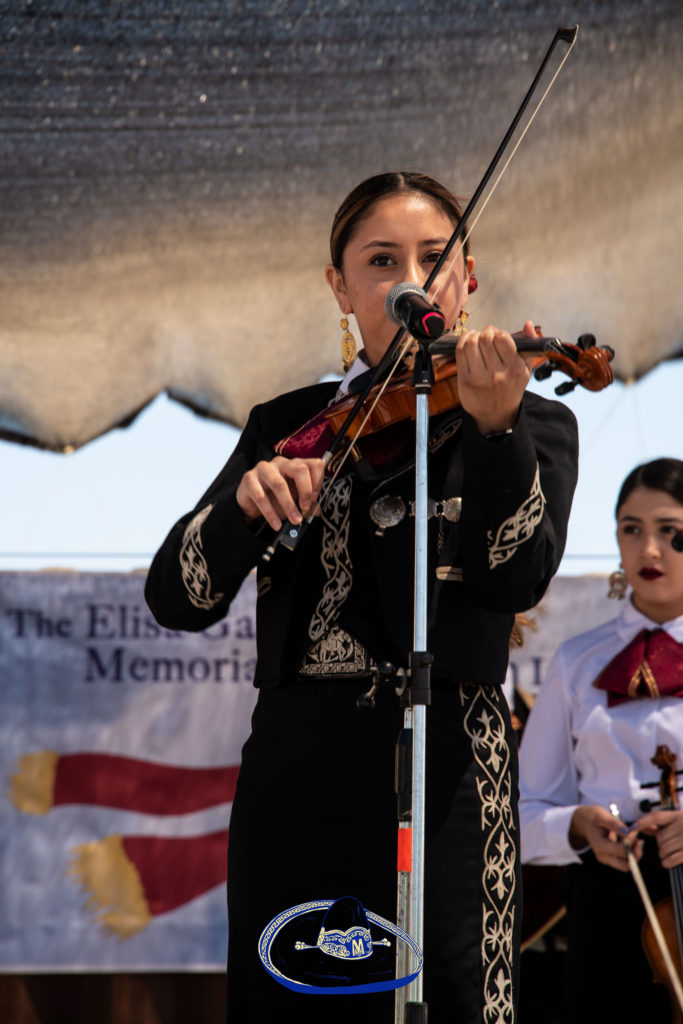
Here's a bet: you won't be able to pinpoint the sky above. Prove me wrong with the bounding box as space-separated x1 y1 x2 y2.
2 357 682 579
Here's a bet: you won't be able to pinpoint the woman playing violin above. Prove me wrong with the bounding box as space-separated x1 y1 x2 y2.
520 458 683 1022
146 171 578 1023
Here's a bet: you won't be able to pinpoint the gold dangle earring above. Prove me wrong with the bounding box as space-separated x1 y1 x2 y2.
453 310 469 337
340 315 356 372
607 566 628 599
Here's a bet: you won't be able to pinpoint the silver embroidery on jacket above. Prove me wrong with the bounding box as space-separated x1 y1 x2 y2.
460 682 516 1024
179 504 225 610
487 464 545 569
308 477 352 642
429 417 461 452
300 625 372 676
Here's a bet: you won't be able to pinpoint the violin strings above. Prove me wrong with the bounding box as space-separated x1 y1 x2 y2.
428 32 578 312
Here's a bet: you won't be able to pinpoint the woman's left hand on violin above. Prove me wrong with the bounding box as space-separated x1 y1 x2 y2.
455 320 537 436
636 809 683 869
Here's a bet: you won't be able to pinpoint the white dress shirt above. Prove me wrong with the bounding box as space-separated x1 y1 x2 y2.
519 601 683 865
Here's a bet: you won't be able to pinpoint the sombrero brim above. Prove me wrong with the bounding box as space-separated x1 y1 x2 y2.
258 899 423 995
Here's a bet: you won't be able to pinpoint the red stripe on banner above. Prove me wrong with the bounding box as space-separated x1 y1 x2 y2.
53 753 239 814
122 830 229 915
397 827 412 872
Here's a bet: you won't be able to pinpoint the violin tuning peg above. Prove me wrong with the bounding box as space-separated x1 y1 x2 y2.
533 362 553 382
577 333 596 351
554 380 577 396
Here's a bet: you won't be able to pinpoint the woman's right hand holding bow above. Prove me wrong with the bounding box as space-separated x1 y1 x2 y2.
236 456 325 532
569 805 643 872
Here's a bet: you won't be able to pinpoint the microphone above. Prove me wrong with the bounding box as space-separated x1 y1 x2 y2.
672 530 683 552
384 283 446 341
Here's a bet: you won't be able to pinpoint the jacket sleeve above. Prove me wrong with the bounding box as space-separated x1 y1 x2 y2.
519 644 583 864
144 403 273 631
459 392 578 612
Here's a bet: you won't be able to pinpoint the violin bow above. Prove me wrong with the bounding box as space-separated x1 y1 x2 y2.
610 803 683 1013
425 26 578 304
264 25 579 562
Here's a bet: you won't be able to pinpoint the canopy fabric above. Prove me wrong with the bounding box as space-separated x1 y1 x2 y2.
1 1 682 451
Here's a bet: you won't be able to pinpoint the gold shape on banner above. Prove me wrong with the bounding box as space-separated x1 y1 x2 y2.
9 750 58 814
68 834 152 939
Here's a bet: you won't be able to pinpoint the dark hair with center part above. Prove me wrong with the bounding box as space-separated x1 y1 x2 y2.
616 458 683 515
329 171 470 270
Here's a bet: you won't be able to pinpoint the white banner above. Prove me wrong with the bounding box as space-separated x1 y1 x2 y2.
0 571 258 971
0 571 614 970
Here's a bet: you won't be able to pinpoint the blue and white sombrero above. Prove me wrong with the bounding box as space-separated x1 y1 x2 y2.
258 895 423 995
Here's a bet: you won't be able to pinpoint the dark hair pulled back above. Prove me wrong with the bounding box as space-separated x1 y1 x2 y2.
329 171 469 269
616 458 683 515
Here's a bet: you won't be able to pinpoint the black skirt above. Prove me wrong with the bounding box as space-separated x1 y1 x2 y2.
564 844 672 1023
226 677 521 1024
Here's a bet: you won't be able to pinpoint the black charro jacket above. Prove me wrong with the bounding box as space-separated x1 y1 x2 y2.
145 383 578 688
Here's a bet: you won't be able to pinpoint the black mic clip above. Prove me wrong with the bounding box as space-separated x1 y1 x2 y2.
356 662 407 711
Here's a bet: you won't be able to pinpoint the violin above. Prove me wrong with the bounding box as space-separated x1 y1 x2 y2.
274 330 614 470
641 745 683 1023
323 330 614 442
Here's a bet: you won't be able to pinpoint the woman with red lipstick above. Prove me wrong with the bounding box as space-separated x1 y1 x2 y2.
519 457 683 1022
147 171 579 1024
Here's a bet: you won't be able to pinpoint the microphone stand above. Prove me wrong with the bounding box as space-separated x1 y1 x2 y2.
394 341 435 1024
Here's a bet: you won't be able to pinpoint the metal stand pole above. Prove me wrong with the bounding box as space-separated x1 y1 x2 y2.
395 346 433 1024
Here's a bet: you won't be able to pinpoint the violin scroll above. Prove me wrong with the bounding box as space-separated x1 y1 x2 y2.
653 745 680 811
530 333 614 395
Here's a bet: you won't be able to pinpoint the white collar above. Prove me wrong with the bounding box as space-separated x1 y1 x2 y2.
337 352 371 396
616 599 683 645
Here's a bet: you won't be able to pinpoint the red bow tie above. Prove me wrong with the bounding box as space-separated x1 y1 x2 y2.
593 628 683 707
